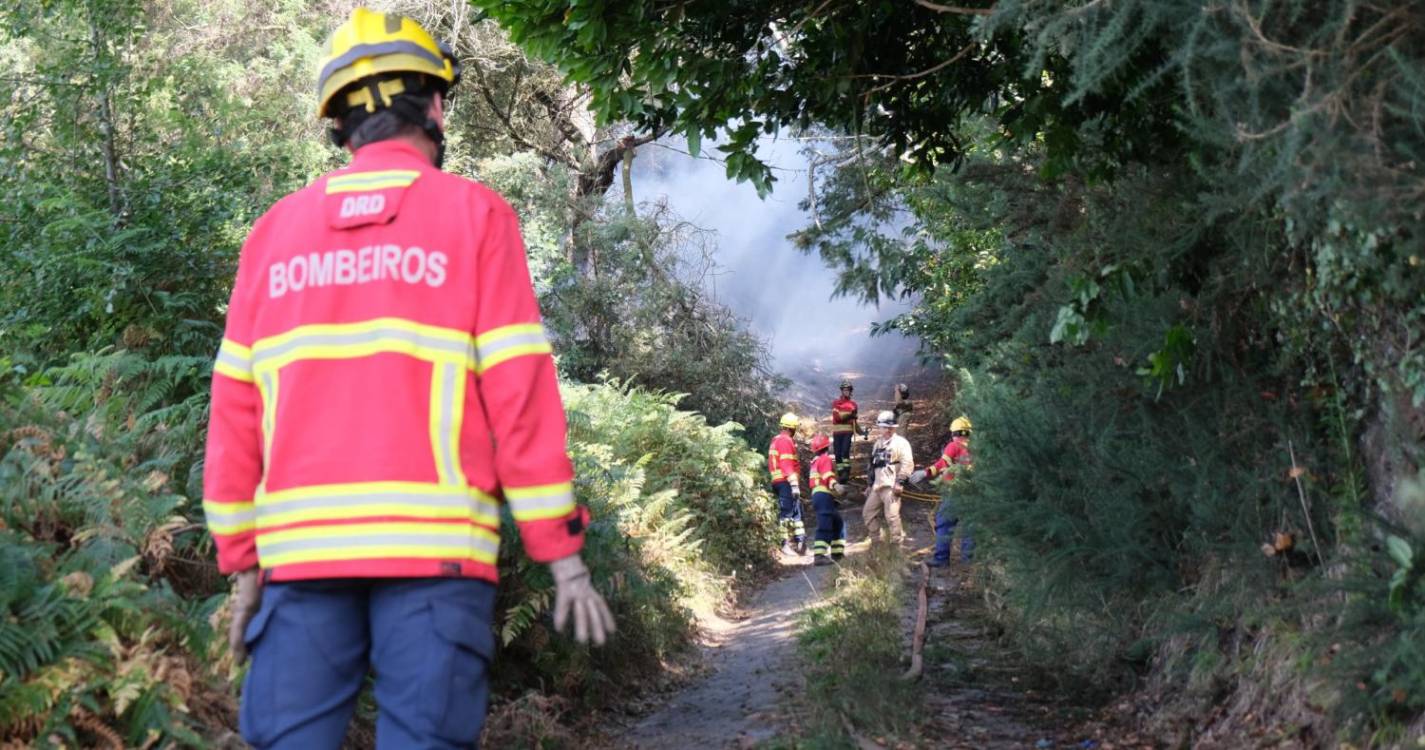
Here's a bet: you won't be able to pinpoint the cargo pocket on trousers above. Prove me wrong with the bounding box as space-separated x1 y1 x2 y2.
428 598 495 743
238 588 279 747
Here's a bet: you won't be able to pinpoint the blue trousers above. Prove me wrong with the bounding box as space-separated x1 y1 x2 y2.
773 481 806 543
811 492 846 558
832 433 853 481
934 497 973 563
240 577 496 750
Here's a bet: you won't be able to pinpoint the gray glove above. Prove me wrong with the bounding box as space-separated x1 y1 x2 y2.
791 484 801 500
909 469 928 485
550 555 615 646
228 569 262 662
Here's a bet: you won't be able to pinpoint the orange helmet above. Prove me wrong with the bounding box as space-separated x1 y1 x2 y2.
810 434 831 453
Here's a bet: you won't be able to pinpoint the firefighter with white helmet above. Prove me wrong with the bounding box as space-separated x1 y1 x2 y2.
863 410 914 544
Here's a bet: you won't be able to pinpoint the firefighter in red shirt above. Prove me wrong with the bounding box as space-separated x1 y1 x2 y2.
807 434 846 565
912 416 974 567
830 379 859 484
769 413 807 555
203 9 613 748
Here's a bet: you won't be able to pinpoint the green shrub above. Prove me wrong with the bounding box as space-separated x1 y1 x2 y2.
792 545 920 746
492 380 779 704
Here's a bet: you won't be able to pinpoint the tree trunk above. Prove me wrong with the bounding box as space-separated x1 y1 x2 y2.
89 13 124 224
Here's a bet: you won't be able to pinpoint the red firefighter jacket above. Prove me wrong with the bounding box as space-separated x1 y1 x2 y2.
928 437 972 482
202 140 586 583
809 453 836 496
767 433 800 487
830 397 859 434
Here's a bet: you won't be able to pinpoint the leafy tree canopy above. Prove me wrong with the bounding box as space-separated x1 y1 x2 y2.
470 0 1182 193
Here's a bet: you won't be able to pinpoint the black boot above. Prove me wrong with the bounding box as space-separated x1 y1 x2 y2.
814 554 832 566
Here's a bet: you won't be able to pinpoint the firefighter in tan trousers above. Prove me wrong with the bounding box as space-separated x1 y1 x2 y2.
864 410 914 543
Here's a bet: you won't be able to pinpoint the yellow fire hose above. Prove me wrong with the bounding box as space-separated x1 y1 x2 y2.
840 481 940 503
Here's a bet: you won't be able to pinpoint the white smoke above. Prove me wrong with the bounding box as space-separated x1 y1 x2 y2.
630 134 920 400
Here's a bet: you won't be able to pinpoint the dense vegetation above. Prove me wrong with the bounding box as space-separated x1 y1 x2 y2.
0 0 784 745
481 0 1425 743
5 0 1424 745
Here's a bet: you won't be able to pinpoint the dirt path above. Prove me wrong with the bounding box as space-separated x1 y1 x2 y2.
614 553 833 748
605 368 1109 748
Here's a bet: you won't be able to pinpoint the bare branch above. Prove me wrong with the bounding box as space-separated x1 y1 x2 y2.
862 42 977 96
912 0 995 16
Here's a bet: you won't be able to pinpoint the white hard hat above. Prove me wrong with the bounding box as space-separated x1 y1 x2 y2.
876 410 896 427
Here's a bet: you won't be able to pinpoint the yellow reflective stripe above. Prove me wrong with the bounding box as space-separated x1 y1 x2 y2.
325 169 420 194
256 370 279 493
447 366 466 484
203 499 256 535
214 360 255 383
251 318 475 374
474 323 552 374
429 364 467 486
430 365 446 484
255 482 500 529
505 482 576 521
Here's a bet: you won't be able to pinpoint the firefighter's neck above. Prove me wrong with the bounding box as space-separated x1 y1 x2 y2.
391 131 439 164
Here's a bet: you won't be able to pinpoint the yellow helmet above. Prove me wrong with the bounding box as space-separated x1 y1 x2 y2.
951 416 973 433
779 413 800 430
316 7 460 119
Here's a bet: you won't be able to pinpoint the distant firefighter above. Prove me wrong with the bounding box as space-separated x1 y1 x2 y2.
893 382 913 425
807 434 846 565
830 379 859 484
768 413 808 555
912 416 975 567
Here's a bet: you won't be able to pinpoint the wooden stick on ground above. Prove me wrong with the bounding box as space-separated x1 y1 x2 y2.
902 561 930 681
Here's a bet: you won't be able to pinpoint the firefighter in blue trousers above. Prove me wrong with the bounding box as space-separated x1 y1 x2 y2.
768 413 808 555
807 434 847 566
911 416 974 567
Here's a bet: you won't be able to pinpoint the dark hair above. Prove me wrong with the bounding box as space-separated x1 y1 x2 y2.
327 72 438 149
341 91 434 150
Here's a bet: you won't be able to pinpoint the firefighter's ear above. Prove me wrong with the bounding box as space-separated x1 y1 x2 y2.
428 91 445 129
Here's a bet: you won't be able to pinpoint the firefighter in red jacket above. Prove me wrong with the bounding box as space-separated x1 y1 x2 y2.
912 416 974 567
203 9 613 748
830 379 859 484
768 413 807 555
807 434 846 565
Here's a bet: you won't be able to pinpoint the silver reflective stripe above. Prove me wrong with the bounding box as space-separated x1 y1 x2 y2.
507 489 576 519
260 532 499 558
205 504 256 527
215 346 251 374
256 492 498 524
475 328 548 364
252 327 470 368
436 363 461 484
